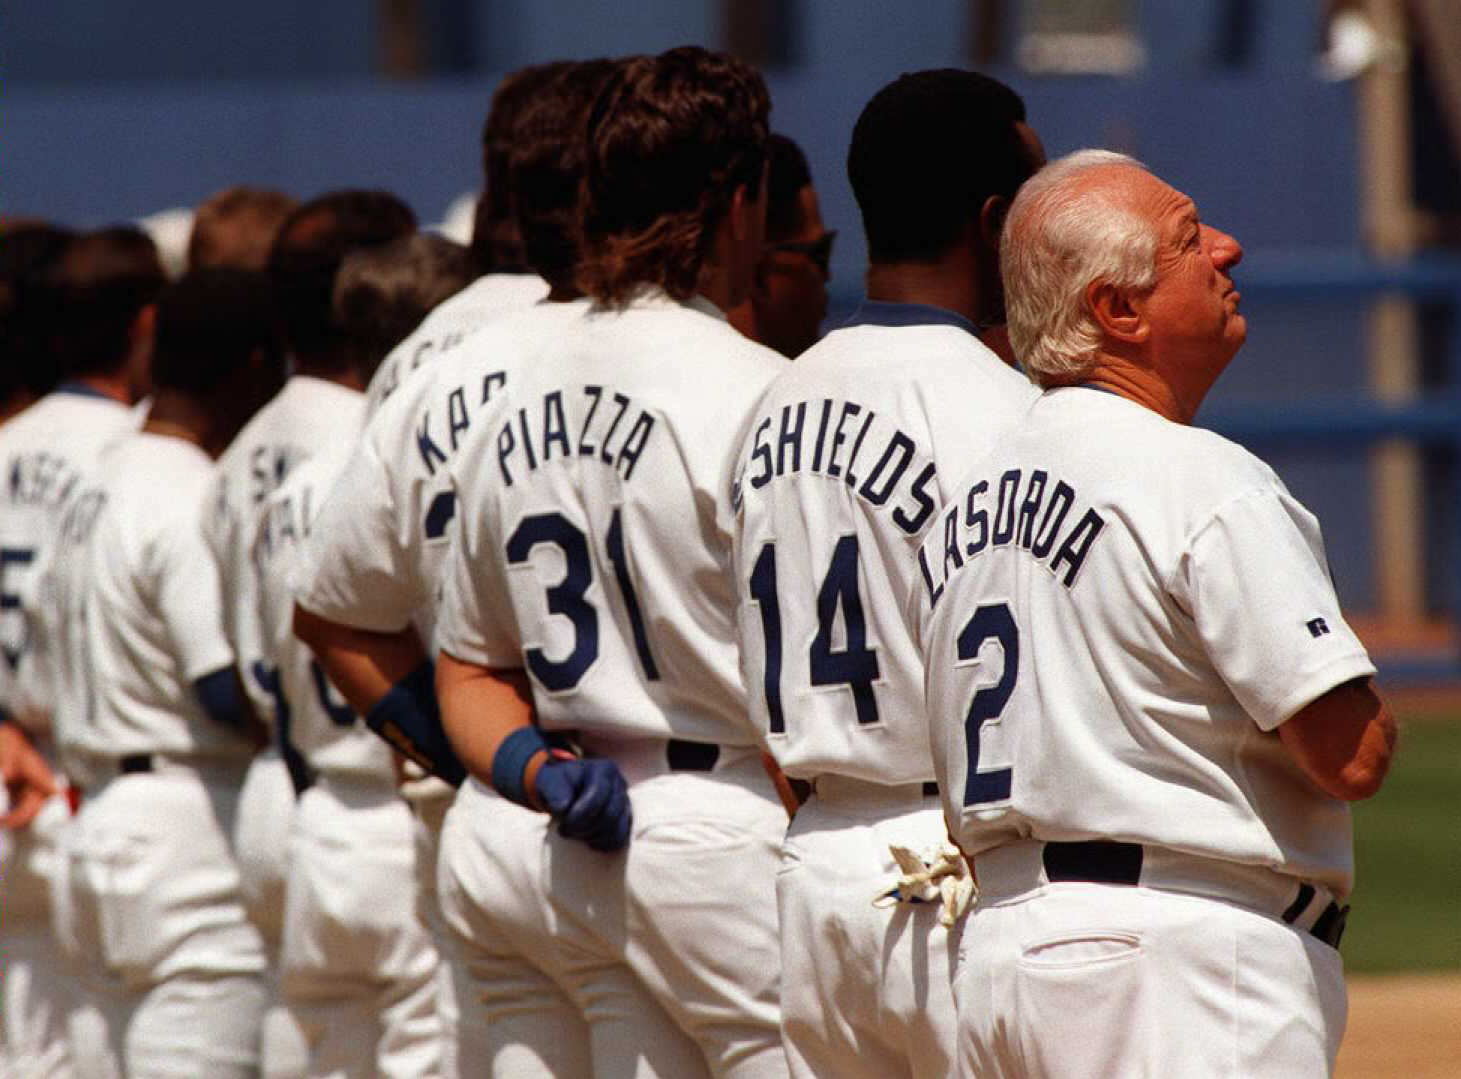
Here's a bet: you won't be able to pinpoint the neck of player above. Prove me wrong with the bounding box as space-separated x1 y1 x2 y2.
143 391 229 458
864 250 986 333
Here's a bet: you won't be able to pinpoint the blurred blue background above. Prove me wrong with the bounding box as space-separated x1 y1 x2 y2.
5 0 1459 670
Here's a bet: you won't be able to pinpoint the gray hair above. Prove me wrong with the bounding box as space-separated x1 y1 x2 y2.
1001 149 1158 384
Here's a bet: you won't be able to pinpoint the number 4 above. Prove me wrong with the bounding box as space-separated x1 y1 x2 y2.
749 536 882 735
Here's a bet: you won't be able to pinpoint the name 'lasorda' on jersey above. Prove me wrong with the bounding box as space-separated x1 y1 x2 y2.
735 397 937 535
920 466 1108 606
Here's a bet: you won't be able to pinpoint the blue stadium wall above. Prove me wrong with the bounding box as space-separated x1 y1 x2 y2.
4 1 1404 614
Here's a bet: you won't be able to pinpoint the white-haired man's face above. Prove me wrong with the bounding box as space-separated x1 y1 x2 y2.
1118 167 1246 375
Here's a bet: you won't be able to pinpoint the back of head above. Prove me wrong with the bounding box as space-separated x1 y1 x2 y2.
510 58 622 294
267 190 417 371
579 46 771 307
1000 149 1157 384
765 133 813 244
188 186 299 272
151 268 284 399
332 233 478 380
0 222 76 399
51 227 166 380
476 61 578 274
849 69 1034 264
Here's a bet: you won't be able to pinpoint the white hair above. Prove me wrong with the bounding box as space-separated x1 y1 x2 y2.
1001 149 1159 384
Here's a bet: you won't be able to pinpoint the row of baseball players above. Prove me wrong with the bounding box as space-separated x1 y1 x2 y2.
0 45 1397 1079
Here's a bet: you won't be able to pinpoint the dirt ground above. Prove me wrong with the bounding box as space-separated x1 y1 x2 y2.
1337 973 1461 1078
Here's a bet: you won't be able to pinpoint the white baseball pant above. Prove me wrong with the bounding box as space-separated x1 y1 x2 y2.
281 773 441 1078
955 842 1348 1077
776 780 960 1078
55 760 268 1078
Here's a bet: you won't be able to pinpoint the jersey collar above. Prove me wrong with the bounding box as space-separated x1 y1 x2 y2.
842 300 980 336
54 380 113 400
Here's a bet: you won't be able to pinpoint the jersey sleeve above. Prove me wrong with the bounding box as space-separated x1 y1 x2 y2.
433 480 521 669
1172 482 1376 730
154 508 236 682
294 433 420 633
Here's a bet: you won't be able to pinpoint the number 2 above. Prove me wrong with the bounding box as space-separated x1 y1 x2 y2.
956 603 1017 806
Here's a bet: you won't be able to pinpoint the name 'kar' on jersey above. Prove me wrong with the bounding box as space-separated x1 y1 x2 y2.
436 293 786 747
297 299 586 648
731 306 1038 785
915 388 1376 897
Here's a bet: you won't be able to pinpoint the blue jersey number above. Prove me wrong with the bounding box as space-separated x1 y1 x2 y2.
956 603 1017 806
0 546 36 671
749 537 882 735
505 508 658 692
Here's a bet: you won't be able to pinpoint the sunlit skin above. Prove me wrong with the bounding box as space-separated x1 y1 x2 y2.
1067 165 1246 424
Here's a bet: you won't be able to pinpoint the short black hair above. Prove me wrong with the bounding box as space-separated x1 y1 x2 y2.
848 69 1033 264
0 223 75 398
765 133 814 244
51 227 166 379
267 190 417 369
510 58 621 292
151 269 283 396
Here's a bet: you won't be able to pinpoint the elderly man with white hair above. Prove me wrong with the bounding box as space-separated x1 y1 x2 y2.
913 150 1397 1078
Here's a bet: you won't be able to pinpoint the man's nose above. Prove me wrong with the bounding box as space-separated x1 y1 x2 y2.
1205 225 1243 271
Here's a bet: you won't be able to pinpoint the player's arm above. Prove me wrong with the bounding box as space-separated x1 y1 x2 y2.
193 666 269 749
292 606 463 784
1277 677 1396 801
0 712 58 829
437 650 631 851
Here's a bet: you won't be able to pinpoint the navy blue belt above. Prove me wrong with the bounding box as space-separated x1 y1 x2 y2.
1042 841 1349 949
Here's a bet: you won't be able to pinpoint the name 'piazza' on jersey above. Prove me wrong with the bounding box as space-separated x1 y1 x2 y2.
437 292 787 748
917 388 1376 896
732 305 1038 785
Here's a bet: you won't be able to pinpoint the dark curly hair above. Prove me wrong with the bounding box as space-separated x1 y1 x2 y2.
579 47 770 308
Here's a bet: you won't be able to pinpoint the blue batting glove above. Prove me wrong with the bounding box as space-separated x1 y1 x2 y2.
534 757 632 852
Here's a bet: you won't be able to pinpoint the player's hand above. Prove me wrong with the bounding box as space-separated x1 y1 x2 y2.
534 757 632 852
0 723 59 830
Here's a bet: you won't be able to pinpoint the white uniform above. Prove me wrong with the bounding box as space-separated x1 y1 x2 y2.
437 292 791 1079
364 272 548 418
0 385 138 1078
204 373 364 1077
916 386 1375 1078
53 432 267 1078
253 449 443 1077
731 303 1038 1078
298 299 595 1077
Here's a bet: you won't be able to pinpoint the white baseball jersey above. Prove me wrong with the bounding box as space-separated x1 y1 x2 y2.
253 447 393 781
437 292 787 746
203 375 365 722
733 304 1038 784
61 433 254 763
364 272 549 418
916 387 1376 896
297 299 586 648
0 385 139 735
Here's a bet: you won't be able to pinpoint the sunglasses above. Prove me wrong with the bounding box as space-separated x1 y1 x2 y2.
768 230 837 276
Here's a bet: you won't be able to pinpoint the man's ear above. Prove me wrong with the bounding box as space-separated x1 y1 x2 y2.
1086 280 1147 344
979 194 1010 253
126 303 158 401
